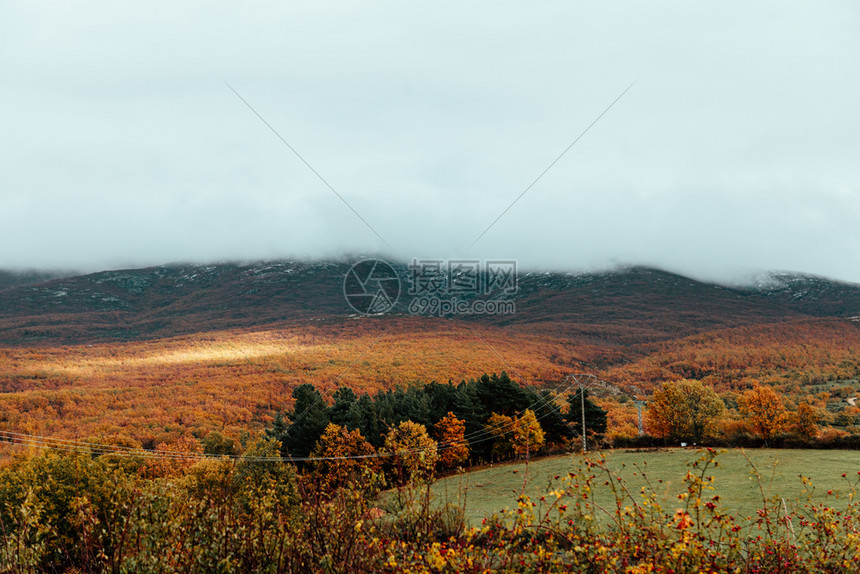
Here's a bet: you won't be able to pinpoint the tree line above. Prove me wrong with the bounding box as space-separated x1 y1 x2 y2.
644 378 826 446
264 372 608 467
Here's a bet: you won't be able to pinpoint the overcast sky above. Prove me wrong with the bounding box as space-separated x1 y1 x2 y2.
2 1 859 283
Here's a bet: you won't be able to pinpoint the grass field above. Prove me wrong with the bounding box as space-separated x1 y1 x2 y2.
433 448 860 526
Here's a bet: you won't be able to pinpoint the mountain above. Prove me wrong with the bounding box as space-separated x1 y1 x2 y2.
485 267 813 345
0 260 858 347
746 271 860 318
0 270 70 290
1 260 858 446
0 261 352 344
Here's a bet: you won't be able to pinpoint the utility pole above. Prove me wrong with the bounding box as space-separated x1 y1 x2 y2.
634 400 647 436
581 384 587 454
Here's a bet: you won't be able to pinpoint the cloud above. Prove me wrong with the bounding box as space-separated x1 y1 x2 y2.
1 1 858 282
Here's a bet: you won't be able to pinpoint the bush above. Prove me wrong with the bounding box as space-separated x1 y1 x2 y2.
5 447 860 572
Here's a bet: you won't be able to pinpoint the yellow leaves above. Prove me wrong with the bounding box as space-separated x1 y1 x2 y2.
646 379 724 442
486 410 545 459
384 421 438 485
310 423 379 492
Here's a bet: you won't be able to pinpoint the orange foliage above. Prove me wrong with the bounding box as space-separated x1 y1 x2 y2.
311 423 378 489
140 435 202 478
433 412 469 469
718 417 755 442
0 317 578 454
740 384 790 441
602 319 860 395
0 311 857 456
793 403 819 440
486 410 545 459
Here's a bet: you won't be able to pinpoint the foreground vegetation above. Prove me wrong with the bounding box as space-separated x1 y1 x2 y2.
3 446 860 573
0 306 856 571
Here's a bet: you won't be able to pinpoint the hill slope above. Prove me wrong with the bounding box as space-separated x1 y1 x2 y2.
1 261 858 347
0 261 858 448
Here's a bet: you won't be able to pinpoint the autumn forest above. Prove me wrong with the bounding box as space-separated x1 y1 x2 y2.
0 262 859 572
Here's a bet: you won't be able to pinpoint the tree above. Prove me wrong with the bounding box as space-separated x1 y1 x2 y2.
433 412 469 469
383 421 439 485
328 387 360 429
741 384 789 442
531 389 575 445
310 423 379 492
458 372 533 461
264 412 289 450
279 384 330 460
647 379 725 443
486 413 516 459
353 393 383 447
793 402 819 440
472 372 532 418
234 437 299 510
486 409 545 460
423 381 460 423
566 388 608 441
512 410 545 457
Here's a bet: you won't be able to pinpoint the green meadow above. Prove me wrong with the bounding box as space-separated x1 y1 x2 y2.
433 448 860 526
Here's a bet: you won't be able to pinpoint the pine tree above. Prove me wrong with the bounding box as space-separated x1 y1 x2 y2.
566 388 609 440
282 384 329 460
532 389 574 444
329 387 360 429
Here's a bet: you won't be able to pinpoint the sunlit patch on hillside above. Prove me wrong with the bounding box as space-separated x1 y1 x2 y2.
0 317 580 449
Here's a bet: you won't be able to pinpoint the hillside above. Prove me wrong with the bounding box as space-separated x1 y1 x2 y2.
0 260 858 449
0 317 582 446
1 261 858 347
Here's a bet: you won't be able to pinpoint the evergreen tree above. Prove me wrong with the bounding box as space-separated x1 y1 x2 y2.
423 381 460 423
329 387 360 429
453 373 534 462
452 381 485 457
471 372 532 419
282 384 329 460
264 411 290 453
531 389 574 444
566 388 608 441
354 394 383 447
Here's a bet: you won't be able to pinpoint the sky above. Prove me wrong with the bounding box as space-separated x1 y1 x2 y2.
1 1 859 283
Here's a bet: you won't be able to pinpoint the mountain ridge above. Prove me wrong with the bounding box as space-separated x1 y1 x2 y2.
0 260 857 347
